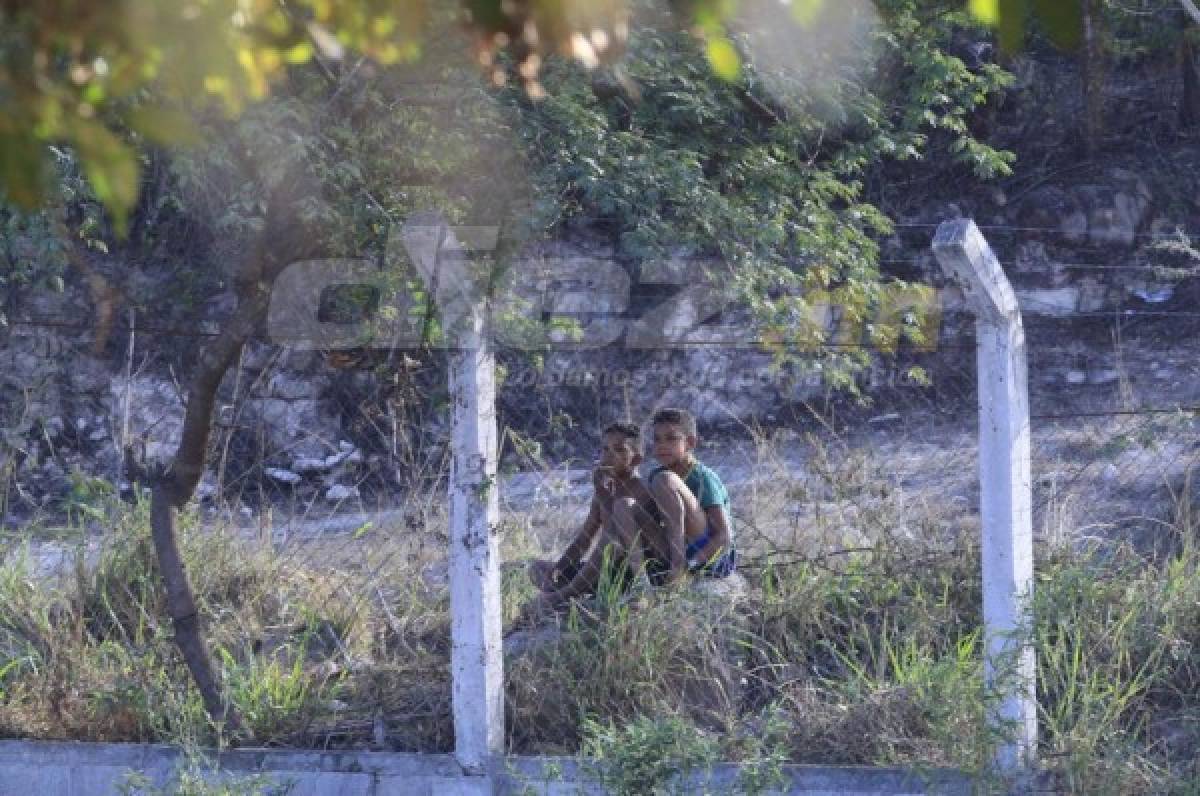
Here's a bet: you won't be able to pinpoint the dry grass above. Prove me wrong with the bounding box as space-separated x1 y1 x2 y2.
1 432 1198 794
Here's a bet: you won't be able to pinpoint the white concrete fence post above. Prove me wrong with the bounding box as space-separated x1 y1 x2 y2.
932 219 1037 773
403 217 503 792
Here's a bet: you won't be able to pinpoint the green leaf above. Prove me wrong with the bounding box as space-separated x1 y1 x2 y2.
705 37 740 81
1032 0 1081 51
127 105 204 147
283 40 314 64
0 130 47 209
968 0 1000 25
998 0 1029 53
69 119 140 237
969 0 1031 53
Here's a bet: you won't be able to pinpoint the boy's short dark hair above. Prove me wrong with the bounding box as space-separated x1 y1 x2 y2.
602 421 642 443
651 408 697 437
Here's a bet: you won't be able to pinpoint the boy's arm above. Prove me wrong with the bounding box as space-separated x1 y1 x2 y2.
548 497 603 586
592 466 620 513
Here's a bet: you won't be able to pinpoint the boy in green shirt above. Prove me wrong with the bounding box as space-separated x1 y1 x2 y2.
645 407 737 582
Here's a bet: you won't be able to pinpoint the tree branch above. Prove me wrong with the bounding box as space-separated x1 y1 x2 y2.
145 174 322 740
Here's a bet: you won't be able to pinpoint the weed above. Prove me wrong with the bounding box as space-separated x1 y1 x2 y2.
580 714 719 796
119 752 292 796
220 642 340 743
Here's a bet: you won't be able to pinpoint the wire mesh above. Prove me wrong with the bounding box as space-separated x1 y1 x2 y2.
2 218 1199 751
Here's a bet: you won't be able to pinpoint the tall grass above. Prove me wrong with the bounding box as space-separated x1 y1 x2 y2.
0 439 1198 794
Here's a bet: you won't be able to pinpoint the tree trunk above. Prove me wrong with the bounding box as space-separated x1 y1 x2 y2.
150 488 237 731
148 283 273 738
142 180 317 740
1080 0 1105 157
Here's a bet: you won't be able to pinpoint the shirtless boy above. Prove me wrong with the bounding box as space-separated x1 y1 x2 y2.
526 422 662 614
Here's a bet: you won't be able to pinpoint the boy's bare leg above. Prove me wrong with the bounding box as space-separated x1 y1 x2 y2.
531 534 622 614
608 497 645 576
649 471 706 581
528 498 604 593
547 498 643 603
528 497 652 616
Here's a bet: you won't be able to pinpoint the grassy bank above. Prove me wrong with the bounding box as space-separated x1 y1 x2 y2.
0 451 1197 794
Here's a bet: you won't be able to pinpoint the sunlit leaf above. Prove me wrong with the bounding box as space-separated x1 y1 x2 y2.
706 36 741 80
1032 0 1082 51
70 120 140 237
128 106 203 147
283 40 314 64
968 0 1000 26
998 0 1029 53
0 131 47 209
968 0 1036 53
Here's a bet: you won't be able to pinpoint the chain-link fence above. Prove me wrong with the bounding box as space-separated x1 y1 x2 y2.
1 221 1199 777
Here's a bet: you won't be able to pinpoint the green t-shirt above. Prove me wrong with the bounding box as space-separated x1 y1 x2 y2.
651 459 733 540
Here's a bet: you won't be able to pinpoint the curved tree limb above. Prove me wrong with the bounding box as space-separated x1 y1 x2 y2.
145 174 320 740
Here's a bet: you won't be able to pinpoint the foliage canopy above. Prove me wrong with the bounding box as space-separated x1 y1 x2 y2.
0 0 1095 233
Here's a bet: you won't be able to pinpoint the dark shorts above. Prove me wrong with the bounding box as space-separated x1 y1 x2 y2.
643 532 737 581
686 530 737 578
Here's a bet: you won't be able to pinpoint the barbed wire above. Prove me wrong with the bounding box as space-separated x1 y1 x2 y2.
8 308 1200 350
882 258 1197 272
892 221 1200 242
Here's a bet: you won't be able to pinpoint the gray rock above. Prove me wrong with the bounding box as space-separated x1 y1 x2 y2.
68 357 111 393
1131 283 1175 304
292 456 331 474
324 484 359 502
109 377 185 464
267 372 321 400
195 475 219 500
201 290 237 319
1088 191 1144 247
1015 287 1079 317
265 467 302 484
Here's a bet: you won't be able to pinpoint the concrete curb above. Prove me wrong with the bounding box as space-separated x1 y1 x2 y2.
0 740 975 795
